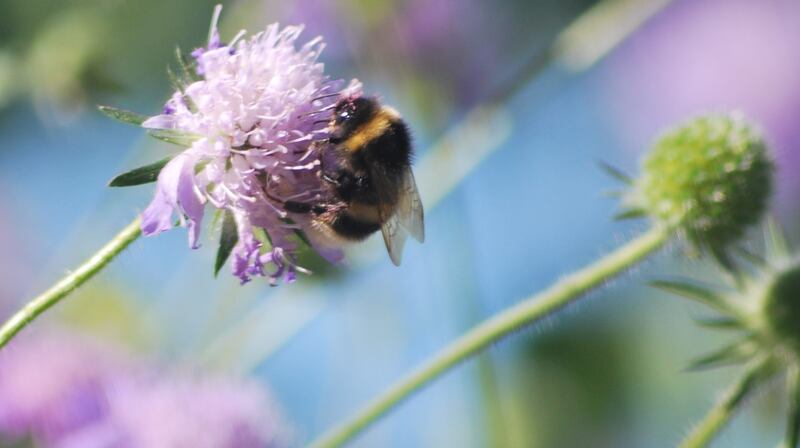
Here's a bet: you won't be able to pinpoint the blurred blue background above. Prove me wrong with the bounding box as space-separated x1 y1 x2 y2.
0 0 799 446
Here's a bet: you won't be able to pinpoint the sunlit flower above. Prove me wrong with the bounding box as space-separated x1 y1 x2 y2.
141 5 360 284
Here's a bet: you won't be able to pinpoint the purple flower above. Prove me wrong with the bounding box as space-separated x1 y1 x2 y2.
0 329 289 448
141 5 361 284
58 374 287 448
0 330 125 444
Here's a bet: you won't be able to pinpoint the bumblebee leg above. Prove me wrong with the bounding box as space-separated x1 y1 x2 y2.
283 200 328 216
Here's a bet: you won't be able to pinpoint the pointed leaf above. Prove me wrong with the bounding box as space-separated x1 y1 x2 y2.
147 129 200 147
687 340 755 371
734 247 768 269
766 217 790 260
597 160 633 185
175 46 200 83
166 65 186 93
98 105 148 126
709 245 744 287
214 210 238 277
650 279 736 315
614 208 646 221
693 317 744 331
108 157 172 187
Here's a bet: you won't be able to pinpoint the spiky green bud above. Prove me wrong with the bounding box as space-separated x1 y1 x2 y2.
637 113 773 258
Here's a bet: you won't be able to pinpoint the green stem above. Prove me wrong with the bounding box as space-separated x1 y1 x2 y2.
308 225 670 448
782 364 800 448
679 357 772 448
0 217 142 350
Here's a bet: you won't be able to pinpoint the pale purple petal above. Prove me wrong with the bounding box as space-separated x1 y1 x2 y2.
141 153 204 249
141 114 178 130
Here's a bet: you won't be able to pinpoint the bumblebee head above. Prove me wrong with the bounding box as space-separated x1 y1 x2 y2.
330 96 379 142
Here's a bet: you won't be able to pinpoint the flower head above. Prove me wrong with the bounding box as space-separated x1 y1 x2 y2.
59 374 287 448
631 113 773 265
140 5 360 284
0 330 125 444
0 328 288 447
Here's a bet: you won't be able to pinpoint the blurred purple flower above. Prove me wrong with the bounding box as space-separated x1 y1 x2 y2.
283 0 496 108
0 330 124 445
142 5 360 284
603 0 800 207
0 329 288 448
58 374 287 448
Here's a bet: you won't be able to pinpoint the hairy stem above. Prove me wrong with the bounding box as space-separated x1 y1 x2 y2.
679 357 772 448
308 225 670 448
0 217 142 350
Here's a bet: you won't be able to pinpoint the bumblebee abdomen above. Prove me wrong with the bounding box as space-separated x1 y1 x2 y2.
329 210 382 241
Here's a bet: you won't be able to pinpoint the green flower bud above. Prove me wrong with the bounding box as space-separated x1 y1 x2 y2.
637 113 773 257
760 261 800 356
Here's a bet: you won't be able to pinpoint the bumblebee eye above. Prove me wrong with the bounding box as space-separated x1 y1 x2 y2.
336 108 352 122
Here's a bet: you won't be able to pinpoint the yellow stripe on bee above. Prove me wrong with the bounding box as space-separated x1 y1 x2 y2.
343 109 396 153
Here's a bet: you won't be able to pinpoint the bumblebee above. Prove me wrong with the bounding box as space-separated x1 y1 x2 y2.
282 96 425 265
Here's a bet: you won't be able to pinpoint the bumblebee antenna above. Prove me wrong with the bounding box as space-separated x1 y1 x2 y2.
311 92 342 102
297 108 333 119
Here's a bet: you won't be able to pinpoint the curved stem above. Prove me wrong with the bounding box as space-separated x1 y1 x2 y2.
679 357 772 448
0 217 142 350
308 225 670 448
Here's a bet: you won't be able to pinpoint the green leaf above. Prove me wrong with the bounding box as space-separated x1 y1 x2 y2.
650 279 736 315
166 65 186 94
733 247 768 269
708 244 743 285
98 105 148 126
693 317 743 331
108 157 172 187
147 129 200 147
614 208 646 221
687 339 755 371
597 160 633 185
766 217 790 260
175 46 200 83
214 210 239 277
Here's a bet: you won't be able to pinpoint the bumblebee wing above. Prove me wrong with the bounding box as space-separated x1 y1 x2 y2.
381 212 408 266
397 170 425 243
372 165 423 266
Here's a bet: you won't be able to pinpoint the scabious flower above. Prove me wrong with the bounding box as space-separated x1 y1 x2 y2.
0 328 288 448
58 374 287 448
0 329 125 445
140 5 361 284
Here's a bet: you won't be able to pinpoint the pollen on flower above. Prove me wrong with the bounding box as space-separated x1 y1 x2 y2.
139 4 361 284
